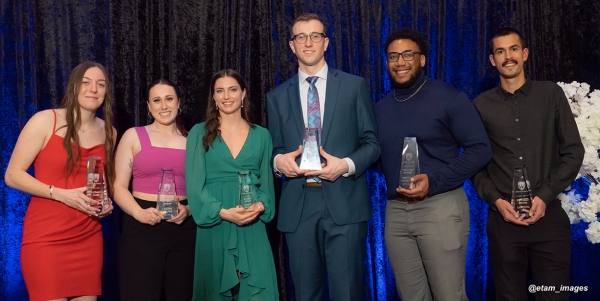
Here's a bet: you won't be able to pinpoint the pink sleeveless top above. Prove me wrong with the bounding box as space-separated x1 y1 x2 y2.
132 127 187 196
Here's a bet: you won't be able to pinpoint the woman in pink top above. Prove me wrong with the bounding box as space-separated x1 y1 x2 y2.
113 79 195 300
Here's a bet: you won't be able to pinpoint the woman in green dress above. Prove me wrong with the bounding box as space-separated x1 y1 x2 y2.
186 69 279 301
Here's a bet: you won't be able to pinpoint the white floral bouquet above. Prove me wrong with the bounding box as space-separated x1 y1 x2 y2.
558 81 600 243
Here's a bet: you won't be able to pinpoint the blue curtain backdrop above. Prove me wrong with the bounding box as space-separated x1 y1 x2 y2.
1 0 600 300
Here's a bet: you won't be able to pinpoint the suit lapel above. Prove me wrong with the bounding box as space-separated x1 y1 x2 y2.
287 76 305 140
322 68 340 145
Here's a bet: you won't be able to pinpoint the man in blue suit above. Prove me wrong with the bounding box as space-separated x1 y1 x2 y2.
267 13 379 301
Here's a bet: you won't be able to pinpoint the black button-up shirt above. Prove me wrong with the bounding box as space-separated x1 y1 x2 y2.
472 80 584 206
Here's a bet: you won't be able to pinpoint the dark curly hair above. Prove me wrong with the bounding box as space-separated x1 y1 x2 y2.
384 28 428 58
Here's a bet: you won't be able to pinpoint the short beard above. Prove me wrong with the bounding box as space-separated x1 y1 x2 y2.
389 66 423 90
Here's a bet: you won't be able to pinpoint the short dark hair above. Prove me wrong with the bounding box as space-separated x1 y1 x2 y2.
384 28 428 58
290 13 326 37
489 27 527 54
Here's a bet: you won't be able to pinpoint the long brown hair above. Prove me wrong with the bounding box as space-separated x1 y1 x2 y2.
202 69 253 151
147 78 187 137
58 61 115 192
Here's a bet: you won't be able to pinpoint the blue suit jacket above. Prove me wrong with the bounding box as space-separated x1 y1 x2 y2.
267 68 380 232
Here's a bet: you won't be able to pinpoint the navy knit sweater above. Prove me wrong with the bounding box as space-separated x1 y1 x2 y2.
375 75 492 199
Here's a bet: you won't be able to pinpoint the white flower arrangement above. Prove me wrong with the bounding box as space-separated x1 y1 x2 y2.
558 81 600 244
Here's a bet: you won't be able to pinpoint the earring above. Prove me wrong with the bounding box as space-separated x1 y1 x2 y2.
147 111 153 118
215 101 219 110
178 107 182 114
241 97 244 108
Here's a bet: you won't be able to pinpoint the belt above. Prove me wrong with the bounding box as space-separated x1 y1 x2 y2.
394 195 425 204
306 182 322 188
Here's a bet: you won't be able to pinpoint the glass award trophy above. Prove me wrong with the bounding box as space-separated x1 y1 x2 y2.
511 166 533 219
398 137 420 189
157 169 179 220
238 171 257 210
299 128 322 170
87 156 107 210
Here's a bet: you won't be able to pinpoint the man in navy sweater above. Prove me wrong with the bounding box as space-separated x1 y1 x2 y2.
375 28 492 301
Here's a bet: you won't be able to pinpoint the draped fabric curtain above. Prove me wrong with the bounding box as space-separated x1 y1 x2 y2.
1 0 599 300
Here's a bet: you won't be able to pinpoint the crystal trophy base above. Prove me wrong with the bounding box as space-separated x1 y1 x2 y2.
158 200 178 220
157 169 179 220
87 156 106 210
512 197 532 218
511 166 533 219
240 185 254 210
399 137 420 189
86 182 105 210
299 128 322 170
239 171 256 210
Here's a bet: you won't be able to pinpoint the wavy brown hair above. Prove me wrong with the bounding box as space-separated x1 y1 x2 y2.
147 78 187 137
58 61 115 192
202 69 253 151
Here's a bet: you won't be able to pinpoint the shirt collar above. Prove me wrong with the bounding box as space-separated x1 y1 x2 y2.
497 79 532 97
298 63 329 84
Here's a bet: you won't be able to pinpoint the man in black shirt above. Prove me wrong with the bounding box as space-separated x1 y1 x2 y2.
472 27 584 301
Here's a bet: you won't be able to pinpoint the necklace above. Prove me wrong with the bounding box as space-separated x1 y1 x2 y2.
220 121 247 135
394 79 427 102
78 122 94 132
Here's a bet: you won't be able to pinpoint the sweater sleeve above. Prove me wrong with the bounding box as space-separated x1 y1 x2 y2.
428 91 492 195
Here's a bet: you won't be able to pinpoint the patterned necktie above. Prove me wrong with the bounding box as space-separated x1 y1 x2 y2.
306 76 322 182
306 76 321 139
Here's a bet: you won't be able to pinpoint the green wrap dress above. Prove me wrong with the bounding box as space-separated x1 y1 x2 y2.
186 122 279 301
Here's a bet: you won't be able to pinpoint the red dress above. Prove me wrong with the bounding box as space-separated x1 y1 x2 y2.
21 111 105 301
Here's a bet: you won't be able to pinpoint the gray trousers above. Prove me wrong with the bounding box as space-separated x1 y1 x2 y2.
385 187 470 301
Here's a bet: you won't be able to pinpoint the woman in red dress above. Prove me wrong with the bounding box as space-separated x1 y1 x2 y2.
4 61 116 301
